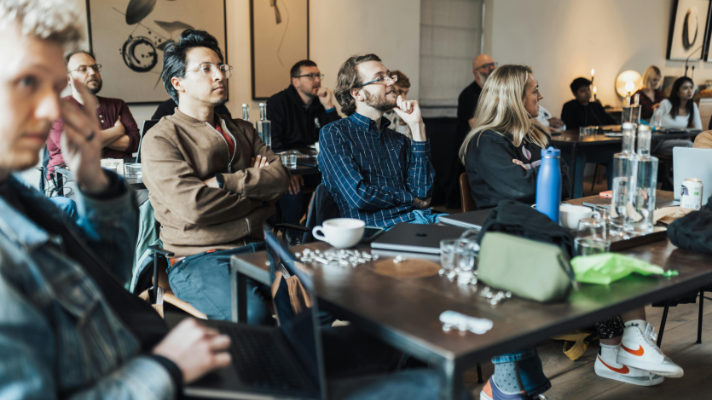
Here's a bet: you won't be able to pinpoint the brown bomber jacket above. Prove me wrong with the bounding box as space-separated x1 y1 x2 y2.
141 109 290 257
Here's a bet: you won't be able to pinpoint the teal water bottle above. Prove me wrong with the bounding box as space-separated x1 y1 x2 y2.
536 147 562 223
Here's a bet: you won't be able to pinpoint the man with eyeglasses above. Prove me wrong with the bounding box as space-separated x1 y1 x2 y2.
141 30 290 323
266 60 341 240
319 54 437 228
46 50 141 182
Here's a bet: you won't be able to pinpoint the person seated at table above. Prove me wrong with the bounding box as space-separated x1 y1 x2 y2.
635 66 665 121
46 50 140 180
656 76 699 156
151 98 232 120
267 60 340 241
319 54 436 228
141 29 290 323
560 77 616 198
383 70 413 139
561 77 616 130
460 64 571 209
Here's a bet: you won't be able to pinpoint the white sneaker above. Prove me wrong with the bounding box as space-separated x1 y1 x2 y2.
616 320 684 378
594 345 664 386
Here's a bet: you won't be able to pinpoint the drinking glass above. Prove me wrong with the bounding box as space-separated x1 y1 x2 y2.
610 176 628 234
587 126 598 136
574 237 610 257
280 153 297 169
622 105 641 125
650 108 663 130
579 126 588 138
440 239 458 276
124 163 142 179
577 217 607 240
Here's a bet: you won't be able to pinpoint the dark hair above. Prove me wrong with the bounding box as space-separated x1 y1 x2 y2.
669 76 695 127
161 29 224 104
570 77 592 94
65 50 95 65
334 54 382 116
392 70 410 88
290 60 317 78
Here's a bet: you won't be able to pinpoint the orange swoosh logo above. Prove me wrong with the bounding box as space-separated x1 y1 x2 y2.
621 344 645 356
598 356 630 374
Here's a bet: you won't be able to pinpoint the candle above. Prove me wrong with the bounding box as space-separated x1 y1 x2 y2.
591 69 595 85
593 86 597 101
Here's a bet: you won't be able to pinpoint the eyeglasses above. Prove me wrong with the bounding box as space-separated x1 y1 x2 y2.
188 63 233 79
296 73 324 80
70 64 102 74
476 62 498 70
359 74 398 87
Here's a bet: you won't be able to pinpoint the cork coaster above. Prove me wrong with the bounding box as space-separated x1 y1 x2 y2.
372 258 441 278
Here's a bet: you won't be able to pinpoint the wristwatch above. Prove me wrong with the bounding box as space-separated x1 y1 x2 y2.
215 173 225 189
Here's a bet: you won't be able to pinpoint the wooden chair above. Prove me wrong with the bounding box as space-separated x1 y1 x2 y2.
459 173 477 212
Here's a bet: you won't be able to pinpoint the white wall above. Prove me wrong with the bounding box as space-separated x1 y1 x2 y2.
67 0 420 121
484 0 712 118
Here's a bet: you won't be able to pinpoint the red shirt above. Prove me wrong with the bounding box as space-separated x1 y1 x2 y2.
47 96 141 178
214 122 235 160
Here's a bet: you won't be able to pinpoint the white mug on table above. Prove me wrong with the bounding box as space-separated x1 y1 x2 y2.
312 218 365 248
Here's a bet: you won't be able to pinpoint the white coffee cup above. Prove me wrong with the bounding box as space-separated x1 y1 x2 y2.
559 204 593 230
312 218 365 248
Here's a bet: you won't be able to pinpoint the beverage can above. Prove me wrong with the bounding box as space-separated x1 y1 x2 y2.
681 179 703 210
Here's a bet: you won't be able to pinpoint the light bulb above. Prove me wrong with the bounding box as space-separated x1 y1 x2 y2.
591 69 595 76
625 81 635 92
593 86 597 93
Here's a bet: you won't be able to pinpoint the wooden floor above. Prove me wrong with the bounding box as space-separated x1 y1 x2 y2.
463 298 712 399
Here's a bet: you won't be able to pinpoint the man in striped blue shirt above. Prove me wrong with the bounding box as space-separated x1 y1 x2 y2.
318 54 436 228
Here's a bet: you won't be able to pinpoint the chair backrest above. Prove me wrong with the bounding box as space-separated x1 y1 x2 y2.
459 173 477 212
136 119 159 163
39 144 50 193
302 184 340 243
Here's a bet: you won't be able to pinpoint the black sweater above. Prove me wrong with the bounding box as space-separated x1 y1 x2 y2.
560 100 616 130
464 129 571 209
456 81 483 146
266 85 341 151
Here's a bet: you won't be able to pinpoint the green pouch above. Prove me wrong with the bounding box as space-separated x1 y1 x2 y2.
571 253 678 285
477 232 575 303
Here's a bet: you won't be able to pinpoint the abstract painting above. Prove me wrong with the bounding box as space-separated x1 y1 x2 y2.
250 0 309 99
666 0 712 61
87 0 227 104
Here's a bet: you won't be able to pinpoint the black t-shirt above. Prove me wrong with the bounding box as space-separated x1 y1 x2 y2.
560 100 616 130
0 177 168 352
456 81 483 145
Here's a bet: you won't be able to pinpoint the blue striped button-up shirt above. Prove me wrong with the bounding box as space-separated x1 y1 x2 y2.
318 112 435 228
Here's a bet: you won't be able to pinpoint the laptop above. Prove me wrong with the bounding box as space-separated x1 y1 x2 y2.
439 209 492 230
370 223 467 254
673 147 712 206
135 119 159 163
166 229 327 399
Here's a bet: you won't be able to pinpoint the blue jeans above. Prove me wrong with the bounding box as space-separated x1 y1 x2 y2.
50 196 78 222
492 347 550 397
167 244 273 323
337 370 472 400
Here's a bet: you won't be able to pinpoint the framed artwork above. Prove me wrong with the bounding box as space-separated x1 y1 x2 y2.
250 0 309 99
667 0 712 61
86 0 227 104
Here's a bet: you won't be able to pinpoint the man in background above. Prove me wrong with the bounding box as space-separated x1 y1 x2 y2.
561 77 616 130
456 54 496 144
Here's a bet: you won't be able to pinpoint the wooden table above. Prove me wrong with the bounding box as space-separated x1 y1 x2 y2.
230 192 712 399
551 129 701 196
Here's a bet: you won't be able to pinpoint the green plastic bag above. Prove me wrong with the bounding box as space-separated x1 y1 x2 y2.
571 253 678 285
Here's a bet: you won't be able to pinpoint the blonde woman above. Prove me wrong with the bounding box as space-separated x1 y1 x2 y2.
635 66 665 120
459 65 570 209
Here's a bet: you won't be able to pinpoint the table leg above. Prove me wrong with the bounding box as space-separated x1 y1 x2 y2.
568 143 578 198
232 270 248 323
439 359 464 400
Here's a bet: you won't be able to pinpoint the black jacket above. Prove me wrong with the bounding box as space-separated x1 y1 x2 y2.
464 129 571 209
151 99 232 121
560 100 616 130
266 86 341 151
456 81 483 145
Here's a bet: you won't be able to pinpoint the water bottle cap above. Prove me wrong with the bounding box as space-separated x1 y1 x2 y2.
541 146 560 158
622 122 635 130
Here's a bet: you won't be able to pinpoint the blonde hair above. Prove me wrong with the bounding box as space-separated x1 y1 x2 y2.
0 0 82 47
459 64 548 164
642 66 662 90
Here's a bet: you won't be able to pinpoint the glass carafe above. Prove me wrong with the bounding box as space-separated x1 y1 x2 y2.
256 103 272 148
625 125 658 234
609 123 635 234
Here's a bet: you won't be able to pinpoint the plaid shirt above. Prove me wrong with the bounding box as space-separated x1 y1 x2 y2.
318 113 434 228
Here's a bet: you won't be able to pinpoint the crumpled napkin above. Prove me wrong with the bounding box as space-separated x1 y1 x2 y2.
653 207 695 225
571 253 678 285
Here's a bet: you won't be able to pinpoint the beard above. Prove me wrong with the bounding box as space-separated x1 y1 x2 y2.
86 78 102 95
364 87 396 112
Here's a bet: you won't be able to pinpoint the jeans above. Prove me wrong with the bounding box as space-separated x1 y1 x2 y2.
50 196 78 222
492 347 550 397
167 244 273 323
336 370 472 400
561 145 617 199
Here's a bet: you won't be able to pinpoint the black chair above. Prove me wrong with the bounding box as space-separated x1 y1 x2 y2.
136 119 159 163
302 184 340 243
657 285 712 346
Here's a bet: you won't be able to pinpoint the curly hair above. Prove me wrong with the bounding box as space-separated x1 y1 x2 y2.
0 0 82 48
334 54 381 116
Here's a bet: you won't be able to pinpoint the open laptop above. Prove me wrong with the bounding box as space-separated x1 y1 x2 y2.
166 229 327 399
135 119 159 163
673 147 712 206
370 223 467 254
439 209 492 230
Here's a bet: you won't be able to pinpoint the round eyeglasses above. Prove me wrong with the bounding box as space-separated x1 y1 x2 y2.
189 63 233 79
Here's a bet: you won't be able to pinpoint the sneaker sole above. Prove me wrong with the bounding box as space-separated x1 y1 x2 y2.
594 365 664 386
616 356 684 378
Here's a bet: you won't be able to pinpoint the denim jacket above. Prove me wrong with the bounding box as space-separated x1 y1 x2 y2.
0 175 175 400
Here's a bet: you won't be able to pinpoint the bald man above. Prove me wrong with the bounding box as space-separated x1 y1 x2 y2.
456 54 496 146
